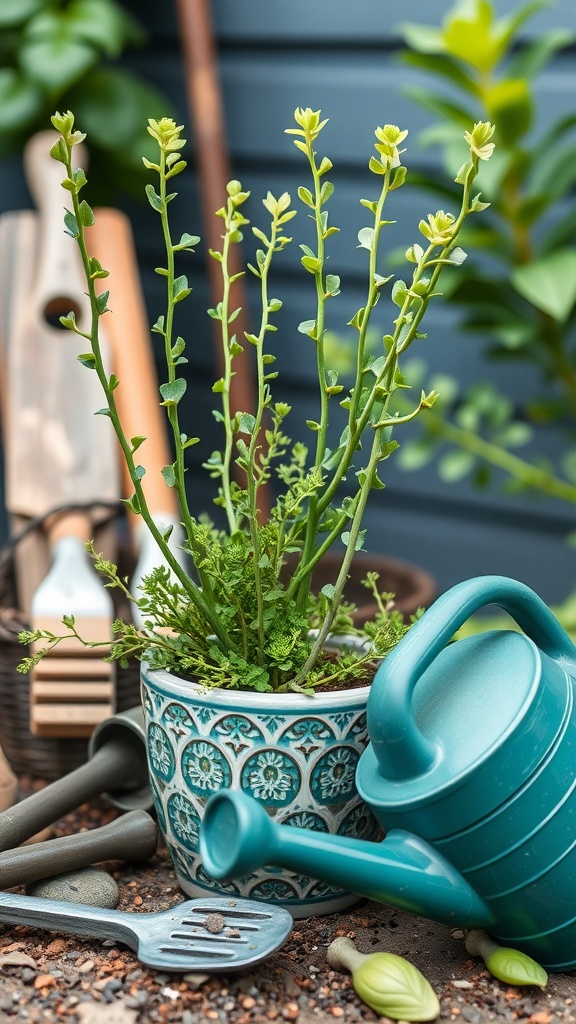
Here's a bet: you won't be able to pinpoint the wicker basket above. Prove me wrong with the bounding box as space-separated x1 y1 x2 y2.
0 504 141 779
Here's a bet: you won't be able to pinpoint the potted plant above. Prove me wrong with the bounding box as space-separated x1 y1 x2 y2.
20 108 493 915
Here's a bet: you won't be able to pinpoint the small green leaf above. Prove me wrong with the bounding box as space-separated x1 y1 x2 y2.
78 200 94 227
20 16 97 93
297 186 314 208
320 180 334 204
59 312 78 331
181 436 200 450
145 184 163 211
131 435 146 452
374 273 393 289
64 210 79 238
389 165 407 190
173 232 200 252
369 156 385 175
173 275 191 303
88 256 108 280
301 255 321 274
77 352 96 368
357 227 375 250
159 378 187 405
237 412 256 434
298 320 318 339
134 465 146 480
96 291 109 314
0 0 45 27
161 464 176 487
444 246 467 266
124 493 141 515
512 248 576 321
439 449 476 482
391 280 408 307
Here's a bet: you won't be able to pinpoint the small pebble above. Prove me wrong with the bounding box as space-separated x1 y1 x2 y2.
78 960 96 974
26 868 119 909
183 973 209 989
204 913 225 934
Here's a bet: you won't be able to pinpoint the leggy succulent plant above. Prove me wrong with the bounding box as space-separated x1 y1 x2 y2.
19 109 493 693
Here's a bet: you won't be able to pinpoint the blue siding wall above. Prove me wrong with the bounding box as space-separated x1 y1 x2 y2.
2 0 576 603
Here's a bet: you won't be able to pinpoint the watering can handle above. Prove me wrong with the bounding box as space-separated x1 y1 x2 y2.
368 574 576 781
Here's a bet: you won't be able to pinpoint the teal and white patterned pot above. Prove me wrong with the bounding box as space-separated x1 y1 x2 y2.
141 646 380 917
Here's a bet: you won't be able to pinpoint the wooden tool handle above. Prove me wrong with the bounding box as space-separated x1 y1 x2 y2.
45 510 92 547
0 740 146 853
0 811 158 890
87 209 177 519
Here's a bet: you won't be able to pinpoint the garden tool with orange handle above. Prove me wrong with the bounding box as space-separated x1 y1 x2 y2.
0 131 119 738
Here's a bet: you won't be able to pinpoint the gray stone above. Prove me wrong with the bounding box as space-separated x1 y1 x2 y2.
25 867 119 908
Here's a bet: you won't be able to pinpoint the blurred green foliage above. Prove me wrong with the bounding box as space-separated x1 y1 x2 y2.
393 0 576 499
0 0 169 199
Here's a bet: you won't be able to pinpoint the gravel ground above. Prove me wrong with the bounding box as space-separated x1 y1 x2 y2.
0 783 574 1023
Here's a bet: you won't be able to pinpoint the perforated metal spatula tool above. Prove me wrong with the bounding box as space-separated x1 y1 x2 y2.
0 894 292 971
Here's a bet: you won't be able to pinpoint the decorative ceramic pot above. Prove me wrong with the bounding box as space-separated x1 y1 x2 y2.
141 639 380 917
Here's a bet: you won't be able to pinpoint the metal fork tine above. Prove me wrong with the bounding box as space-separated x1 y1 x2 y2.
158 945 239 959
170 931 248 944
187 907 277 920
183 925 258 933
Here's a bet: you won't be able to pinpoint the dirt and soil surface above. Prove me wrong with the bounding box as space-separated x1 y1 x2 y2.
0 783 574 1024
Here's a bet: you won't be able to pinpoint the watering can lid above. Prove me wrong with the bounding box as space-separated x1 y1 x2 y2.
357 629 569 819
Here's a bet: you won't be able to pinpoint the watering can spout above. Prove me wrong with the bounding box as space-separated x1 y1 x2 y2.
200 790 494 929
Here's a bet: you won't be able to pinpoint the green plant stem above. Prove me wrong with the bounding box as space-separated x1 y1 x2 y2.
156 152 215 608
295 143 330 614
218 209 240 534
63 153 230 649
428 411 576 504
245 218 280 662
289 430 383 689
349 165 392 428
284 506 353 601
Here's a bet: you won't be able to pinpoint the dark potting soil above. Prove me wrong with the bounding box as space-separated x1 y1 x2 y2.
0 778 574 1023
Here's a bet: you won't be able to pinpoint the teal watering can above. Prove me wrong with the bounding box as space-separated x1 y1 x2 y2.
199 575 576 971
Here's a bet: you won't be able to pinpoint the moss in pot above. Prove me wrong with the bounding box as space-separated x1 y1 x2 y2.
20 109 494 914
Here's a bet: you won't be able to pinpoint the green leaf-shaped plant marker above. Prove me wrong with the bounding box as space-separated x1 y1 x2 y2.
327 936 440 1022
465 930 548 987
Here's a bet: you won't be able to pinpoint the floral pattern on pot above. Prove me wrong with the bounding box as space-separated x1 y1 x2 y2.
181 740 232 801
141 651 374 918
